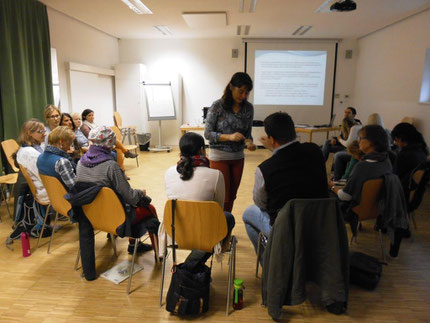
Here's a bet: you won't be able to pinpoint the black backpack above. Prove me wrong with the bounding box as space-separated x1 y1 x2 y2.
349 251 383 290
166 261 211 315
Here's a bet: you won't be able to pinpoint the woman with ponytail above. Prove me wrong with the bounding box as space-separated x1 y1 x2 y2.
164 132 235 264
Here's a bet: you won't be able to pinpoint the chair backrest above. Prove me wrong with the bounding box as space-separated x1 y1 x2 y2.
110 126 123 142
39 174 71 217
18 163 39 201
352 178 384 221
163 199 228 253
82 187 126 235
113 112 123 128
408 161 430 211
1 139 20 172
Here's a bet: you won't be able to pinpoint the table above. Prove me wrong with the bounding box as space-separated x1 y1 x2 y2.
180 124 340 143
180 124 204 136
295 126 341 143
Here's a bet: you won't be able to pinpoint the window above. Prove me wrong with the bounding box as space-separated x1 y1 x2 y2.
419 48 430 104
51 48 60 107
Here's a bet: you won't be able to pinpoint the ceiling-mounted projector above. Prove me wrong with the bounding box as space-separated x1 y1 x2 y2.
330 0 357 12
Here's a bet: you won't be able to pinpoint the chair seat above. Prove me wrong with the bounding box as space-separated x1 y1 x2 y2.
123 144 138 151
0 173 18 184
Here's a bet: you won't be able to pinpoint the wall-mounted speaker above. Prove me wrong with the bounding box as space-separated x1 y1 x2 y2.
345 49 353 59
232 49 239 58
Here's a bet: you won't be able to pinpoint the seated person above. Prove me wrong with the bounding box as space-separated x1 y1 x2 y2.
43 105 61 148
163 132 235 264
71 112 90 150
37 126 77 191
329 125 392 233
333 140 363 181
60 113 86 160
16 119 49 203
76 126 158 255
391 122 428 200
243 112 328 254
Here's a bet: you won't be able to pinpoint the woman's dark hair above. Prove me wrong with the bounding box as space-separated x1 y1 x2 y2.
81 109 94 121
359 125 389 152
60 113 76 131
391 122 428 154
221 72 253 111
176 132 205 181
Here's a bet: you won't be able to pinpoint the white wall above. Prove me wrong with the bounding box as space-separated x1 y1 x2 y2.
47 8 119 113
353 9 430 143
119 38 357 145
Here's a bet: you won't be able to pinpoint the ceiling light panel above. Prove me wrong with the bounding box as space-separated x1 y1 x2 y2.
182 12 227 29
154 25 172 35
239 0 244 12
121 0 153 14
249 0 258 12
244 25 251 35
237 25 242 35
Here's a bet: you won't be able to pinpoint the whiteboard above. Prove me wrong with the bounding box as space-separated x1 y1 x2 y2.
143 83 176 120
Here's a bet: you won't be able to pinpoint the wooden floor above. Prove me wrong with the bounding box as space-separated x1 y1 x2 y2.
1 148 430 322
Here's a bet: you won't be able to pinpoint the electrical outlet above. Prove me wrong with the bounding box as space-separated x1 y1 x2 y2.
335 94 340 99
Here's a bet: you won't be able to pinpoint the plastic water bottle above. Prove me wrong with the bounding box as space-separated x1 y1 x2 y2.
233 278 244 310
21 232 31 257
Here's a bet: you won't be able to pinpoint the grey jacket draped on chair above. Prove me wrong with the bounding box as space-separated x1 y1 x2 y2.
262 198 349 320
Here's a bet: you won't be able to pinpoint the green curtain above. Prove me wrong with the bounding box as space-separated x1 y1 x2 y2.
0 0 53 173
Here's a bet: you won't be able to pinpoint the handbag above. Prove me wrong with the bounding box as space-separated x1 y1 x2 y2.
349 251 383 290
165 200 211 315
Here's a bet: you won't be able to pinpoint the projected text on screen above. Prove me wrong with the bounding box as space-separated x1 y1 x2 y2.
254 50 327 106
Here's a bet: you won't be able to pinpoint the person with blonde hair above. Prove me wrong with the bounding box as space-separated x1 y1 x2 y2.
71 112 89 149
43 104 61 147
37 126 77 190
332 140 363 181
16 119 49 203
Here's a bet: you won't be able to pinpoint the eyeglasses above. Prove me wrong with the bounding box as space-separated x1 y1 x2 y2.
35 129 46 134
48 114 60 119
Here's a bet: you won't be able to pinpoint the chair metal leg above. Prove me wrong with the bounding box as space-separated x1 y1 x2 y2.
47 212 59 254
256 233 262 277
35 204 51 251
159 234 167 307
111 234 118 257
150 233 160 264
127 238 140 295
226 236 236 316
378 229 387 263
74 247 81 271
409 211 417 231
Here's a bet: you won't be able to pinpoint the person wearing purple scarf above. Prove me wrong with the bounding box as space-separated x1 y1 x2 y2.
76 126 159 254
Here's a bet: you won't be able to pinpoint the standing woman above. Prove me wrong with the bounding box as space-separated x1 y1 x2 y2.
204 72 256 212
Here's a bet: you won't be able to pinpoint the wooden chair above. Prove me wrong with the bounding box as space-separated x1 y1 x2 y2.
111 126 139 167
113 111 137 145
159 199 237 316
39 174 72 253
407 161 430 230
79 187 158 294
350 178 386 261
1 139 20 206
0 173 18 221
18 164 51 251
1 139 20 173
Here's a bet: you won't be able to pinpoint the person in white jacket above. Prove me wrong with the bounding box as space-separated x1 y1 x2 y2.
16 119 49 204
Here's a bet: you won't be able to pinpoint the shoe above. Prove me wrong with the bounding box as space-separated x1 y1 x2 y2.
127 241 152 254
345 212 359 237
124 151 138 158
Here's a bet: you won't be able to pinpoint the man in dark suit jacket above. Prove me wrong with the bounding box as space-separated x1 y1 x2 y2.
243 112 328 253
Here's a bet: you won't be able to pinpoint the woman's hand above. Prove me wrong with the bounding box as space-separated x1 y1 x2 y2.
245 139 257 151
260 136 274 151
229 132 245 142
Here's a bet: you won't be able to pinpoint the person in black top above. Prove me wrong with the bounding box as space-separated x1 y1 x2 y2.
242 112 328 253
391 122 428 200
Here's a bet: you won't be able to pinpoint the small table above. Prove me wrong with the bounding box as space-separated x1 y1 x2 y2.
180 124 205 136
295 126 341 143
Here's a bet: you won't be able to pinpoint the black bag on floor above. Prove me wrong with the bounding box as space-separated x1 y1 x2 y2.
349 251 383 290
166 262 211 315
